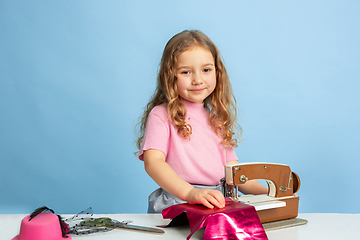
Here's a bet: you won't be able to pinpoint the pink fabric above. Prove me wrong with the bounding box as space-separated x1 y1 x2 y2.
161 198 268 240
139 101 238 185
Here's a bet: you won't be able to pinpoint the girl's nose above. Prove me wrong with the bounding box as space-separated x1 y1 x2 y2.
192 73 203 85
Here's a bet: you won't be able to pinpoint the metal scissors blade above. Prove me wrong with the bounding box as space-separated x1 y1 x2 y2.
118 224 165 234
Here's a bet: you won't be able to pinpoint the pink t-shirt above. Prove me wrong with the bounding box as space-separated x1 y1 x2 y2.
138 101 238 185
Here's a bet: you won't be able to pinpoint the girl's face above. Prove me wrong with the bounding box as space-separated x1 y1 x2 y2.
176 47 216 104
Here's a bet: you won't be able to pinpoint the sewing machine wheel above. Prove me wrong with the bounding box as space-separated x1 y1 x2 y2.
292 172 301 194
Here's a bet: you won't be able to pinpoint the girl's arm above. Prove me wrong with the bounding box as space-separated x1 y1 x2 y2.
144 149 225 209
226 160 268 195
237 180 268 195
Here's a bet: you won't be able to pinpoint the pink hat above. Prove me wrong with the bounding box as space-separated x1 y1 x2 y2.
12 212 72 240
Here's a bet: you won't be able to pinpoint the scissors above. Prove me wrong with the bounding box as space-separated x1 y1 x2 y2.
80 217 165 234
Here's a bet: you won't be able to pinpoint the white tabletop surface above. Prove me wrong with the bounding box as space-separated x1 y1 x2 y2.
1 213 359 240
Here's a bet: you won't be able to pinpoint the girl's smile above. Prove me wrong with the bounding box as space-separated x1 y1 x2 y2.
176 47 216 104
190 88 205 93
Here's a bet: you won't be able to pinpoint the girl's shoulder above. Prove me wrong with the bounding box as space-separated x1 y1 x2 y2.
150 103 169 119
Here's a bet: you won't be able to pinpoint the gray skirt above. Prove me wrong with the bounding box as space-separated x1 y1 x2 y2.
147 184 222 213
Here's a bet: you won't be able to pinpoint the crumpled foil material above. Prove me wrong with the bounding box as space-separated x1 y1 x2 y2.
161 198 268 240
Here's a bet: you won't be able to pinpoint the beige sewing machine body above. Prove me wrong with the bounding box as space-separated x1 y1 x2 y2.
222 162 302 224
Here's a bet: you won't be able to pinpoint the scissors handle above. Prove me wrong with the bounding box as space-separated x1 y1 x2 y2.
81 217 116 227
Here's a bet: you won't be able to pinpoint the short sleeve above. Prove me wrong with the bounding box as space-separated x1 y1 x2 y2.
226 146 238 162
138 108 170 161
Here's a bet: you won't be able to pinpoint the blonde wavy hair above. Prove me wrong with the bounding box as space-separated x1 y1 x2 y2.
136 30 240 151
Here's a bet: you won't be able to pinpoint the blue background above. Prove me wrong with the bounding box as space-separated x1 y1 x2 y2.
1 0 359 214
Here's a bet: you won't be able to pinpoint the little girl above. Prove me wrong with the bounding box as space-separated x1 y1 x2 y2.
136 30 267 213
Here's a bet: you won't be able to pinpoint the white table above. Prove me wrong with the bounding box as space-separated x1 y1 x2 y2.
2 213 359 240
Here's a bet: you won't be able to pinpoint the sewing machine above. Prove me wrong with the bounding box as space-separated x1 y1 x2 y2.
222 162 304 226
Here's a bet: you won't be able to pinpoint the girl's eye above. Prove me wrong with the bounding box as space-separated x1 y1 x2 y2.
203 68 212 72
181 70 190 74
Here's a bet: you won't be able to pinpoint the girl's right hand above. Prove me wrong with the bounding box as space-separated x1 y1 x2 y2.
186 188 226 209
